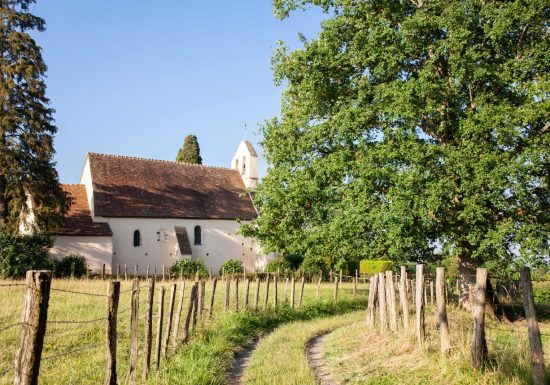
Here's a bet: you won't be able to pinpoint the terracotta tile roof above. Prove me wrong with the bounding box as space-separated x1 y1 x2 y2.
52 184 113 236
88 153 257 220
174 227 192 255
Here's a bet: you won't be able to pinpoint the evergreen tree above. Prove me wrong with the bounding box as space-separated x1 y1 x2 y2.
243 0 549 305
0 0 69 234
176 135 202 164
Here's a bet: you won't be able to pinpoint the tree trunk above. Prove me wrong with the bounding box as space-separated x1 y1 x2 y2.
458 253 477 310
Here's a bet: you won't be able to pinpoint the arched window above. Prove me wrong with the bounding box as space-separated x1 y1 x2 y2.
133 230 141 247
194 225 202 245
242 156 246 175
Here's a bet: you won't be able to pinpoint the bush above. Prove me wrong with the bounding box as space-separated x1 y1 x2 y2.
283 254 304 270
300 255 331 276
53 254 88 278
266 258 293 274
171 258 208 278
359 260 393 275
219 258 243 275
0 233 53 278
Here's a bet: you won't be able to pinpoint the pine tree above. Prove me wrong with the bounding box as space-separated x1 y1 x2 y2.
176 135 202 164
0 0 69 234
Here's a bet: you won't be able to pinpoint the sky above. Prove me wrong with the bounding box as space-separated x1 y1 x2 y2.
30 1 326 183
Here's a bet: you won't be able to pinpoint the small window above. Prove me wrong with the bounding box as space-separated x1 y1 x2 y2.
133 230 141 247
242 156 246 175
194 225 202 245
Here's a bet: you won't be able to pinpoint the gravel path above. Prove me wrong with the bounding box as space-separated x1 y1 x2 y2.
307 332 339 385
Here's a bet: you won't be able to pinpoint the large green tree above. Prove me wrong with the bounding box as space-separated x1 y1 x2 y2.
243 0 549 303
176 134 202 164
0 0 69 234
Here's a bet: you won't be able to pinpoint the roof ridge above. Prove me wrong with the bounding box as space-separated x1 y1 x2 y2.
87 152 236 171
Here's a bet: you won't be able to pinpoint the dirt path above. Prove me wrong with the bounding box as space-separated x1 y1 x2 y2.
307 332 339 385
228 338 260 385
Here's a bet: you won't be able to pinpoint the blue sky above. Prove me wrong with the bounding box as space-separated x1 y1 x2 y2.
31 1 325 183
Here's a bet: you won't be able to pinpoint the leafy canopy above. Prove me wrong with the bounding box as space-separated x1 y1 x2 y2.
242 0 549 268
176 134 203 164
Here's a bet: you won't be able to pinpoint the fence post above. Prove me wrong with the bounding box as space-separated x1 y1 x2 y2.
299 276 305 307
129 279 139 385
134 265 139 279
162 284 176 357
181 283 197 343
172 281 186 346
471 268 488 369
366 275 378 327
415 264 425 348
209 278 217 318
386 271 397 332
520 267 547 385
436 267 451 356
192 282 199 329
103 280 120 385
264 275 270 310
146 265 150 280
200 280 206 318
273 276 278 307
154 286 165 369
234 277 239 311
244 278 250 308
430 280 434 305
143 278 154 381
316 272 322 300
399 266 409 331
102 264 106 280
162 266 166 282
225 278 230 311
284 277 289 301
254 277 260 310
334 276 339 302
378 272 387 332
124 265 128 281
116 265 120 281
14 270 52 385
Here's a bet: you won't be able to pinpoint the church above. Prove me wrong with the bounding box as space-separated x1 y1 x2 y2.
46 140 267 275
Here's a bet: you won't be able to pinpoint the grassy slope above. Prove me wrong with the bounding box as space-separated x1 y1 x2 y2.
243 310 364 385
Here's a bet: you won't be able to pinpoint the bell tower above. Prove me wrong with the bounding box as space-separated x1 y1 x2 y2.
231 140 259 189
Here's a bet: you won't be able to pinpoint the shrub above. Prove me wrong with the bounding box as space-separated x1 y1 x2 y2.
300 255 331 276
283 254 304 270
359 260 393 275
219 258 243 275
171 258 208 278
266 258 293 274
0 233 53 278
53 254 88 278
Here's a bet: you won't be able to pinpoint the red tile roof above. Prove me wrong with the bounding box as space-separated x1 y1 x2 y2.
52 184 113 236
88 153 257 220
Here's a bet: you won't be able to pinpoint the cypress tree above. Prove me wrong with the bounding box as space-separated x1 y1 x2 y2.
0 0 69 234
176 135 202 164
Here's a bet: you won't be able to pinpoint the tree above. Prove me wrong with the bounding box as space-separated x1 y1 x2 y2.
0 0 69 234
176 134 202 164
243 0 549 306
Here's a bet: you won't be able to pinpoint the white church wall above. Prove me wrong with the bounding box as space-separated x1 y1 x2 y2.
79 156 95 217
105 218 258 276
50 235 113 272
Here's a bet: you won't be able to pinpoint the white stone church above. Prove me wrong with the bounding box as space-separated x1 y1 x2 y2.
45 140 268 275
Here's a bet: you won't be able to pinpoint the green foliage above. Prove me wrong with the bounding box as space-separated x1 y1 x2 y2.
0 233 53 278
243 0 550 270
176 134 203 164
266 258 292 273
359 260 393 276
0 0 70 233
170 258 208 278
219 258 243 275
300 255 331 276
53 254 88 278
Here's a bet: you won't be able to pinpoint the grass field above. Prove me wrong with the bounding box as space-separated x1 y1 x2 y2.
0 276 365 385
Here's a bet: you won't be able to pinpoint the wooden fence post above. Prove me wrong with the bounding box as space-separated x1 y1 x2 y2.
398 267 409 331
415 265 425 348
134 265 139 279
162 266 166 282
129 279 139 385
124 264 128 281
290 277 296 308
254 277 260 310
520 267 547 385
386 271 397 332
103 280 120 385
181 283 197 343
234 278 239 311
14 270 52 385
366 275 378 327
200 280 205 318
172 281 186 346
316 272 322 300
436 267 451 356
192 282 199 329
430 280 434 305
102 264 106 280
162 284 176 357
244 278 250 308
378 272 387 332
299 276 305 307
273 276 278 307
471 268 488 369
116 265 120 281
334 276 339 302
154 286 165 369
264 275 270 310
284 277 289 301
225 278 230 311
209 278 217 318
146 265 150 280
143 278 154 381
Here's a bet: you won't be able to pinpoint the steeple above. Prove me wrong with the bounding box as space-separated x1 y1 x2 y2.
231 140 258 189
